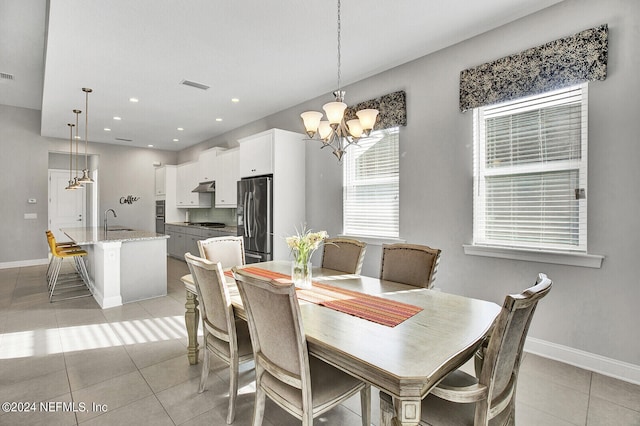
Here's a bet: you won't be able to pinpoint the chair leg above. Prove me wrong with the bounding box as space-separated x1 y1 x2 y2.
360 385 371 426
227 356 239 424
252 385 266 426
198 346 210 393
379 391 396 426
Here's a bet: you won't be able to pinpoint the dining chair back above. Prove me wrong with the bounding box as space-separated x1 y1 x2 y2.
380 273 552 426
233 267 371 426
184 252 253 424
380 243 441 288
321 237 367 274
198 235 245 268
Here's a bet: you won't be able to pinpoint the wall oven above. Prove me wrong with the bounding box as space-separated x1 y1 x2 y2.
155 200 165 234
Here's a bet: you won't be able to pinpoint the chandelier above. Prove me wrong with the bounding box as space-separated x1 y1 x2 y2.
300 0 379 162
77 88 94 184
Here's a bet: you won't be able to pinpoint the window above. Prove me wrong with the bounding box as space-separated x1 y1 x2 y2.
472 84 588 252
343 127 399 239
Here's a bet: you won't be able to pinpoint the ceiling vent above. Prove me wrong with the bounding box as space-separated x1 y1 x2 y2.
115 137 133 142
0 72 14 80
180 79 210 90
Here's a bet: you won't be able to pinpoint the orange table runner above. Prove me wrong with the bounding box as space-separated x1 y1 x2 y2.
231 267 422 327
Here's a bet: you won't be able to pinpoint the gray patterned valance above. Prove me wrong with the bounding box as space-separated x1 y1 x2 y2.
345 90 407 130
459 24 608 112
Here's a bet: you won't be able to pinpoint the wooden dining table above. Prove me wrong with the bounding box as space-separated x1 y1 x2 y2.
180 261 501 426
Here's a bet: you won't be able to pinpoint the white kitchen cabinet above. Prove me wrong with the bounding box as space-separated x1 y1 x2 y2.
176 162 211 208
239 131 274 177
215 148 239 208
198 147 226 182
155 166 166 196
238 128 306 261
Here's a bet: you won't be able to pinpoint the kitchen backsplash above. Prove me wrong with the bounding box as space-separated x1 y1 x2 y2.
187 206 236 225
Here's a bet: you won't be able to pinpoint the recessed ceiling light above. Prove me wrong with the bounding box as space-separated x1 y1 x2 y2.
129 97 139 103
104 128 111 131
177 127 184 131
113 116 121 120
173 138 179 142
147 144 153 147
215 118 223 122
231 98 239 103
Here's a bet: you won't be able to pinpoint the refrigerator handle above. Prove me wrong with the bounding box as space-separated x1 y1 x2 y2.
247 192 254 238
243 190 249 238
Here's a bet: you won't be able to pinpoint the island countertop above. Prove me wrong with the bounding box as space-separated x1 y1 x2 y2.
62 227 169 245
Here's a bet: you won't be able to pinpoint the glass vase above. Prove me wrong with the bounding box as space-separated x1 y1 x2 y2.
291 260 312 289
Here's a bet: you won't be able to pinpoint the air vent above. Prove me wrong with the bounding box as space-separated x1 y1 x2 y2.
115 137 133 142
180 79 210 90
0 72 14 80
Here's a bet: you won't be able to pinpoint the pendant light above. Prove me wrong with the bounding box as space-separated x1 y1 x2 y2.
77 87 94 184
64 123 78 190
72 109 84 189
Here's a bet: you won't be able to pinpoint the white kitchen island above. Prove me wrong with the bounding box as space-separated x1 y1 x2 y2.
62 227 169 308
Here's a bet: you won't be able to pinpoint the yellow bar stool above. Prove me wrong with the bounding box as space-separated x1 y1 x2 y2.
47 233 92 302
46 231 83 283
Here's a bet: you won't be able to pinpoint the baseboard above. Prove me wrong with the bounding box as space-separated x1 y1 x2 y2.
0 258 49 269
525 337 640 385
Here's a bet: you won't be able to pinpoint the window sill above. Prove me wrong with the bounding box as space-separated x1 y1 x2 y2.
339 234 406 247
463 244 604 268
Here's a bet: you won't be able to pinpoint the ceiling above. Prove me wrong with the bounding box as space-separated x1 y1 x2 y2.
1 0 562 151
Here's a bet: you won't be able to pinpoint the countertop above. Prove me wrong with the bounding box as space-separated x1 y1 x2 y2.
62 227 170 245
165 222 237 234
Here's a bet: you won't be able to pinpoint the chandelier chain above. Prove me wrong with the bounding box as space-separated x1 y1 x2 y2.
336 0 341 92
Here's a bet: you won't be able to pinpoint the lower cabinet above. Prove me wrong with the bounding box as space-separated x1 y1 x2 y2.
166 224 235 260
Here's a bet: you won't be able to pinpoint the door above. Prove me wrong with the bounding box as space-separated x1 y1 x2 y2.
49 169 86 241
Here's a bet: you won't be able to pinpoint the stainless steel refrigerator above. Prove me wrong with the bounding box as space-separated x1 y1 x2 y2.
237 176 273 264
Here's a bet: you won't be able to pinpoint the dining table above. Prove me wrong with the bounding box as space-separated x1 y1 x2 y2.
180 260 501 426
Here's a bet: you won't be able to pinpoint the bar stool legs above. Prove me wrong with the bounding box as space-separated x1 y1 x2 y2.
46 231 92 302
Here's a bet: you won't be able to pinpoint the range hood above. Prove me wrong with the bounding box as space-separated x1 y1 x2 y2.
192 181 215 193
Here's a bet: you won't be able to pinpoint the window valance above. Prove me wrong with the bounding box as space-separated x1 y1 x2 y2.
344 90 407 130
459 24 608 112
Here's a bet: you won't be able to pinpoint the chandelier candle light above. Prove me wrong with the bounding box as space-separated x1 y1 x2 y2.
300 0 379 162
286 228 328 289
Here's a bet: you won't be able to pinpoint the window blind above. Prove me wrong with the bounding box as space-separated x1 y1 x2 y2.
474 84 588 251
343 127 399 238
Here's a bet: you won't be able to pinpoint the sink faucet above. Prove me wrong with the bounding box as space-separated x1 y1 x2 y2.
104 209 117 233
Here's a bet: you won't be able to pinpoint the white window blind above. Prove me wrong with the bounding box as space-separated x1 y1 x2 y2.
343 127 399 238
473 84 588 251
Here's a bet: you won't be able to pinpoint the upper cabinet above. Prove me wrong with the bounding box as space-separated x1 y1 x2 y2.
239 131 274 178
154 166 166 196
215 148 239 208
176 162 211 208
198 147 226 182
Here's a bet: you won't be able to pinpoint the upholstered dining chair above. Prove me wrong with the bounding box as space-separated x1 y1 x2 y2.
380 273 552 426
184 252 253 424
198 235 245 268
380 243 442 288
321 237 367 275
233 267 371 426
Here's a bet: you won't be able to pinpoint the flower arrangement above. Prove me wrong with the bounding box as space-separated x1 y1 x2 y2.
286 226 329 266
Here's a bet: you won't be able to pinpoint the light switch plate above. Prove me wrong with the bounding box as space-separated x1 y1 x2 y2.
24 213 37 219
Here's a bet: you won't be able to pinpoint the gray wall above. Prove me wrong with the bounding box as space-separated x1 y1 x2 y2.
182 0 640 366
0 104 178 262
1 0 637 369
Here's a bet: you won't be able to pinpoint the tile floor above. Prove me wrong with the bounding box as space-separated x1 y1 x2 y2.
0 257 638 425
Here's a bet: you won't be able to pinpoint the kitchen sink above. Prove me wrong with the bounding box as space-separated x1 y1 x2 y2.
107 227 134 231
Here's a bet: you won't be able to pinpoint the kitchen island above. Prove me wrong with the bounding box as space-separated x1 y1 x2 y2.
62 227 169 308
